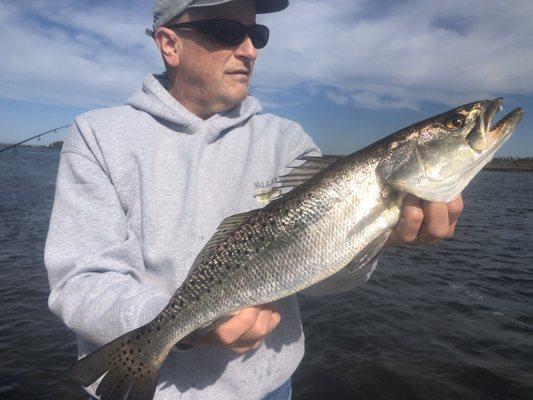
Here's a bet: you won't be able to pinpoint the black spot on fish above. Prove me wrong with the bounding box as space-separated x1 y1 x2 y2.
126 340 131 345
138 367 142 372
130 349 134 354
131 359 135 364
123 351 127 355
138 348 142 353
121 342 125 347
156 326 161 331
147 340 151 344
128 367 131 371
126 357 129 361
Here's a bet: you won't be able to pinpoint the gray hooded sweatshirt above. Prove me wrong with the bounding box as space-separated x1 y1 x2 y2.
44 74 376 399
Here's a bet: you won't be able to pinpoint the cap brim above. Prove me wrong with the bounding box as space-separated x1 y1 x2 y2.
189 0 288 14
256 0 288 13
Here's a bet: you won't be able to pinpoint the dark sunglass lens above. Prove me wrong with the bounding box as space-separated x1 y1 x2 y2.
208 21 246 46
201 20 269 49
250 25 269 49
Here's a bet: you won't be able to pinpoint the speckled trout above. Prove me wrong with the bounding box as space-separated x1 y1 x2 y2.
69 98 523 400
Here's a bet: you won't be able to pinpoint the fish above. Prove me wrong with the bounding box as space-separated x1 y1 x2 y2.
68 98 523 400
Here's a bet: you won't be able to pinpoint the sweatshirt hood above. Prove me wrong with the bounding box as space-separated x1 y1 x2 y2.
126 73 263 142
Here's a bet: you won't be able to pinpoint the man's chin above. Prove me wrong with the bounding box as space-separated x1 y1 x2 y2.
217 91 249 112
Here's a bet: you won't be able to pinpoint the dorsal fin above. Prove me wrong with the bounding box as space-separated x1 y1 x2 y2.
187 209 260 277
275 155 345 190
187 156 344 275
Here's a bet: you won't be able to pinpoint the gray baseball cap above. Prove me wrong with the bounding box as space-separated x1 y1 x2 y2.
152 0 289 30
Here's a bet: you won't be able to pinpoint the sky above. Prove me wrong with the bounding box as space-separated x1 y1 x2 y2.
0 0 532 156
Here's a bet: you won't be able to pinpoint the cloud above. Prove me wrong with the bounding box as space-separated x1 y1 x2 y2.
1 0 532 110
256 0 533 109
0 0 161 108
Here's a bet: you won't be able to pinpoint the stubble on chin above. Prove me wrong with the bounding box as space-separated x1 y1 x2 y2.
215 79 251 111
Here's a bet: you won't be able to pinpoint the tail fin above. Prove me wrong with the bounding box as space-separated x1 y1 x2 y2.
69 325 164 400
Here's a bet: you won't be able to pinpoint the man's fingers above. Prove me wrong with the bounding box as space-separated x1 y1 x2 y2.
447 220 458 238
415 196 463 243
230 345 255 355
236 308 273 345
216 307 259 345
447 195 464 225
394 195 424 242
237 310 281 351
269 311 281 331
419 201 450 239
214 304 281 353
386 194 464 247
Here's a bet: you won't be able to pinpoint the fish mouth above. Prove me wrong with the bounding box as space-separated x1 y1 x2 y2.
487 103 524 148
481 97 504 133
477 97 524 152
464 98 523 173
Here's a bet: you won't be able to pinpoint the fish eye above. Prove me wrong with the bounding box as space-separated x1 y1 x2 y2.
445 114 466 130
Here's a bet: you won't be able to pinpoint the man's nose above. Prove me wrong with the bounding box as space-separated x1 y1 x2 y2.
235 36 258 61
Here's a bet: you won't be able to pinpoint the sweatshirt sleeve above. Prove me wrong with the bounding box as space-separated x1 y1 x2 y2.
282 123 380 297
44 123 169 346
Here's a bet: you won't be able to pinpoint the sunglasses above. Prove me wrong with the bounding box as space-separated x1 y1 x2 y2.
166 19 270 49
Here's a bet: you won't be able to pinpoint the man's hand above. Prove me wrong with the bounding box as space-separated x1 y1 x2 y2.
194 304 281 354
385 194 464 247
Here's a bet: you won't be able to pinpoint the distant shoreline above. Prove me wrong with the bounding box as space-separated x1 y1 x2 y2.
483 167 533 172
2 142 532 171
483 157 533 172
0 141 63 151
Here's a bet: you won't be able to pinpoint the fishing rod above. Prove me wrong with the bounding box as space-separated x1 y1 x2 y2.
0 124 69 155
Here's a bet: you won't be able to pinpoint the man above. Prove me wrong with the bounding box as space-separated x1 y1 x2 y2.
44 0 463 399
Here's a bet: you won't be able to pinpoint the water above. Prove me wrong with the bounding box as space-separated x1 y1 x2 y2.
1 148 532 399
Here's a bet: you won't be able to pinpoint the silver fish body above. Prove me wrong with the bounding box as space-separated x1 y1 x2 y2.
69 99 523 400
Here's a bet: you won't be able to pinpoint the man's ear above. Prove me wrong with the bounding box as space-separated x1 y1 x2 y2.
155 27 181 68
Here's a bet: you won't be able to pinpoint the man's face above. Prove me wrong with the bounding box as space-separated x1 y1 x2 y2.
168 1 258 117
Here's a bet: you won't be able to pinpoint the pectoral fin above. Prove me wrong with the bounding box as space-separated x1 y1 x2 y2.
347 231 390 273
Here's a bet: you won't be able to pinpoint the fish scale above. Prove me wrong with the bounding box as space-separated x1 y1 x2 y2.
68 98 523 400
